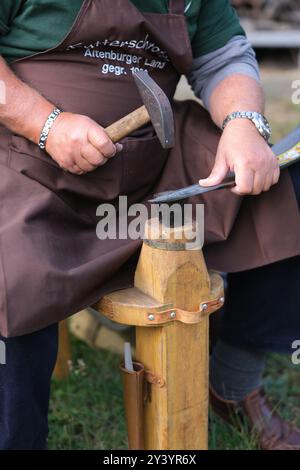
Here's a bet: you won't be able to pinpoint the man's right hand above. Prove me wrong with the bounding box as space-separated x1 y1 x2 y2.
0 57 121 175
46 112 122 175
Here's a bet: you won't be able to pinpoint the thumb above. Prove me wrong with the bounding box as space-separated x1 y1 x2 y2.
199 154 229 187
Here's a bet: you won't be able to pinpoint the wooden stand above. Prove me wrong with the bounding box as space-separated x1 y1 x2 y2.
54 216 224 448
96 217 224 450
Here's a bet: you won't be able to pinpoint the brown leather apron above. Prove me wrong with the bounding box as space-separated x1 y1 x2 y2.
0 0 299 337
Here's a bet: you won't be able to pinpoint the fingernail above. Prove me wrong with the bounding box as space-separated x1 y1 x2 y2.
116 143 123 153
199 179 210 186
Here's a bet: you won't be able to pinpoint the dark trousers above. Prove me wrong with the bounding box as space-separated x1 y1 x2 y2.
0 324 58 450
221 164 300 353
221 254 300 353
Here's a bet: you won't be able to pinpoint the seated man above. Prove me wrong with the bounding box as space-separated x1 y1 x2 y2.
0 0 299 450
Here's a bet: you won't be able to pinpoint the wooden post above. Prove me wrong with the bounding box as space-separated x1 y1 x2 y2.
134 219 211 450
95 216 224 450
53 320 72 380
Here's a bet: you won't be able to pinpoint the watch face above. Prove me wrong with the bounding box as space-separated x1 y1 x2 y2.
254 113 271 140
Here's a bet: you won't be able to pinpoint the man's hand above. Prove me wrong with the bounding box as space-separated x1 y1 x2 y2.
46 113 122 175
200 119 279 195
0 57 120 175
203 74 280 195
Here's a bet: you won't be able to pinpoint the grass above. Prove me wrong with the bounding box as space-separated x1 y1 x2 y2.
48 336 300 450
48 70 300 450
49 338 127 450
210 354 300 450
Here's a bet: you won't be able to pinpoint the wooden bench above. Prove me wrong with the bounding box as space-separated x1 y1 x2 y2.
247 30 300 68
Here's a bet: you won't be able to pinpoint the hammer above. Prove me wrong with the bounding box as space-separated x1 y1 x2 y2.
104 70 174 149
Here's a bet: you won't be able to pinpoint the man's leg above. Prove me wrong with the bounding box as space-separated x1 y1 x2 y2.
0 323 58 450
209 164 300 450
219 163 300 355
210 340 265 402
210 256 300 450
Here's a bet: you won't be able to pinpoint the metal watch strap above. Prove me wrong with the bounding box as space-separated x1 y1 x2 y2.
222 111 271 141
222 111 252 129
38 108 63 150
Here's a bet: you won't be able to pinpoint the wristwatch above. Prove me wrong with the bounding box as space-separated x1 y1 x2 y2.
222 111 272 142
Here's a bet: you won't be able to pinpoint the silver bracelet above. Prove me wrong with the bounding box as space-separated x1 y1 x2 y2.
38 108 63 150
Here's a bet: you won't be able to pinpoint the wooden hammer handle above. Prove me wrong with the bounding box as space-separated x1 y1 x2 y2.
105 105 150 143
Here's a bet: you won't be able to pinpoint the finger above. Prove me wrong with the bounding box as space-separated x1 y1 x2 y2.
199 153 229 187
231 166 254 195
68 163 85 175
74 164 85 175
59 165 69 173
88 126 117 158
75 155 97 173
99 157 108 166
81 143 106 166
262 172 274 193
272 166 280 186
58 156 74 172
252 172 266 195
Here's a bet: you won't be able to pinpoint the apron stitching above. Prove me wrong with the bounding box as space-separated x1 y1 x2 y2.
0 231 9 337
138 13 192 72
11 0 91 64
169 0 186 15
7 134 12 168
59 0 92 48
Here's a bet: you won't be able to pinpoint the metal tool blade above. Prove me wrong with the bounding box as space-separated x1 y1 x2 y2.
150 124 300 204
133 70 175 149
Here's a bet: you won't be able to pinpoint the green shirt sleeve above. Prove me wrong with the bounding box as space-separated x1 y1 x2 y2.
192 0 245 58
0 0 24 36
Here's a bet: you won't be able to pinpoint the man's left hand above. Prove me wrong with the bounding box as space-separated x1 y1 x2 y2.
199 119 280 196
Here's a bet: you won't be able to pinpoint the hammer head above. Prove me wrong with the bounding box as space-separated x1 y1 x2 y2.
133 70 175 149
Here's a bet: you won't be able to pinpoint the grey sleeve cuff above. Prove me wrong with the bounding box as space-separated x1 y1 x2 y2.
187 35 260 110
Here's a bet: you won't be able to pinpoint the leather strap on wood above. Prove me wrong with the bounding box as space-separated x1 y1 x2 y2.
145 370 166 387
145 296 224 325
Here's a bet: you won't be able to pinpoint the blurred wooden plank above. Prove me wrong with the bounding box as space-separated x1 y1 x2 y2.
247 30 300 48
53 320 72 380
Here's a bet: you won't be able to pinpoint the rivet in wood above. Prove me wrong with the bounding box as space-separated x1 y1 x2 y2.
148 314 155 321
201 303 208 311
170 311 176 319
219 297 225 303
